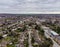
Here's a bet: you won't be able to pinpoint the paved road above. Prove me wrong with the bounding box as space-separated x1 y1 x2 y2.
28 29 33 47
42 26 60 47
19 33 25 47
36 30 41 41
45 32 60 47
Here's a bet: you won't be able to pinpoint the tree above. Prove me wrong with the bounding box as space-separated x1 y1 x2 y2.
31 37 35 43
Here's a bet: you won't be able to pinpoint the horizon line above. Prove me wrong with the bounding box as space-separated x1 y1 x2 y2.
0 12 60 14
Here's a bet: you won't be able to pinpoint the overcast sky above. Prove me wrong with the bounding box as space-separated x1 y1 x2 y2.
0 0 60 13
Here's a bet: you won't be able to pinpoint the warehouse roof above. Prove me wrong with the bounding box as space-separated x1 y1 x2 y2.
51 30 59 35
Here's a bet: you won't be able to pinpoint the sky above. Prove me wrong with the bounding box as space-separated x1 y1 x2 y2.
0 0 60 14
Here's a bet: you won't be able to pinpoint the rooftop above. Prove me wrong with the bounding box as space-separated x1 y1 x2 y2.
50 30 59 35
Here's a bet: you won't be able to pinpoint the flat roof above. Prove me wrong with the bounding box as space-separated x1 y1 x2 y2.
51 30 59 35
42 26 59 35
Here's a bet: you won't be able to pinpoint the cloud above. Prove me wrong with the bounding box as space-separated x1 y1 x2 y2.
0 0 60 13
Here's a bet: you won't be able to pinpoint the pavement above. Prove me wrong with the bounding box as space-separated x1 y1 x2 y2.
28 29 33 47
43 26 60 47
19 33 25 47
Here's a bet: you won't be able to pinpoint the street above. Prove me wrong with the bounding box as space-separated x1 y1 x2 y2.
43 26 60 47
28 29 33 47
